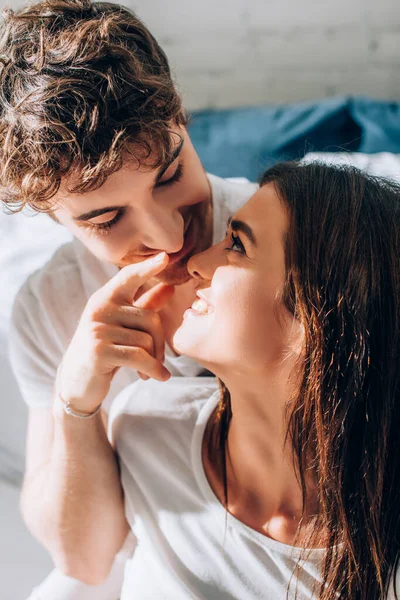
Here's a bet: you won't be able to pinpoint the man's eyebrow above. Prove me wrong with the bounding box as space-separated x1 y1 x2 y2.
154 138 184 184
227 216 257 247
73 206 124 222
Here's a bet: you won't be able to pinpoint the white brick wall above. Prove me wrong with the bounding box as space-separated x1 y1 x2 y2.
131 0 400 109
7 0 400 109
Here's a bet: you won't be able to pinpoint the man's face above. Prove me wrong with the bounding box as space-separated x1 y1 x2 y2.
52 128 213 285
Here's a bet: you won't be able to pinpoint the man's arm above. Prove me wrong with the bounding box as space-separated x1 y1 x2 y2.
15 254 173 584
20 405 130 585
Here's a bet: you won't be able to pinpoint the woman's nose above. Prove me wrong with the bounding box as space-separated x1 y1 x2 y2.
188 243 223 280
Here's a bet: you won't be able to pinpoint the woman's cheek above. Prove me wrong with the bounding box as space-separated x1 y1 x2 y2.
213 276 262 361
237 289 285 366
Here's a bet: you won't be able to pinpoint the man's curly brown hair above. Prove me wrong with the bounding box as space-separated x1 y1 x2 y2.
0 0 186 211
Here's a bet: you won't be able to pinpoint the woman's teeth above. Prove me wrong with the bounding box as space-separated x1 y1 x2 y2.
191 298 212 315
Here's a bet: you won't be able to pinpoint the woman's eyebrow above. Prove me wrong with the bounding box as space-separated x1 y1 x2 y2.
227 216 257 247
154 138 184 184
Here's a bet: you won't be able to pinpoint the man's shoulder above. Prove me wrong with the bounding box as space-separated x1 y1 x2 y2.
208 173 258 213
14 237 116 316
208 174 258 244
15 240 84 311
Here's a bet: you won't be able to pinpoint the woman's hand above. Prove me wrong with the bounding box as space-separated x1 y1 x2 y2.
56 252 174 413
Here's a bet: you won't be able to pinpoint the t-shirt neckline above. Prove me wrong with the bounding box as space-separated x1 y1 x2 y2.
191 390 326 561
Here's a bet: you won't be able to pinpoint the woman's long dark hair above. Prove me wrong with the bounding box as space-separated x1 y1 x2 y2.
210 161 400 600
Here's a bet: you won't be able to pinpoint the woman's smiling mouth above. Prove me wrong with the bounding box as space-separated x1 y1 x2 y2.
186 290 215 317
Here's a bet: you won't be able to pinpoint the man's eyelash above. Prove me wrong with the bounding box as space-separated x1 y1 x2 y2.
156 162 184 188
85 208 125 233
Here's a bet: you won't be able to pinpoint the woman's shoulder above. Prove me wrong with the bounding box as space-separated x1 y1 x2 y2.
111 378 220 530
108 376 220 453
110 376 219 424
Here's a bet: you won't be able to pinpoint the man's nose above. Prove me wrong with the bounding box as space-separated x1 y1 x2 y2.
140 208 184 254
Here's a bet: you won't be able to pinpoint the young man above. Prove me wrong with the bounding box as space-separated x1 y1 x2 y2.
1 0 257 594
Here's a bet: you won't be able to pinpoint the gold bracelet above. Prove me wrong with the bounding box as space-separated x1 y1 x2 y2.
58 394 102 419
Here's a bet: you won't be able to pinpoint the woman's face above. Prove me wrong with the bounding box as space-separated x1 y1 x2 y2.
173 183 301 375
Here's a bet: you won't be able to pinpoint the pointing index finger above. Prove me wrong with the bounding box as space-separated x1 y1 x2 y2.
107 252 169 304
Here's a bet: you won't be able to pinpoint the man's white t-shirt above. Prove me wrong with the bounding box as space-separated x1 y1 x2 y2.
9 175 258 413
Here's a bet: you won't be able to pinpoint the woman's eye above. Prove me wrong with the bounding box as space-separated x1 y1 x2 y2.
225 231 245 255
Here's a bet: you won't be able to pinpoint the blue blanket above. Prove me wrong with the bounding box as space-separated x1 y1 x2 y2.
189 96 400 181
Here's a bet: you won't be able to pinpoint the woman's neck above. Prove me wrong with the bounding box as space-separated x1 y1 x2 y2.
204 364 322 547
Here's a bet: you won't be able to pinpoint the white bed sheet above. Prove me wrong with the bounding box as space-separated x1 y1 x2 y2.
303 150 400 181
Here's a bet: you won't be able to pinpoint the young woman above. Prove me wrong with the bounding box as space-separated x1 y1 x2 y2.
108 161 400 600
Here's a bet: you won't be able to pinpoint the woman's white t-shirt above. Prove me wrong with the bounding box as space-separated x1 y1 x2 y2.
109 377 400 600
109 378 325 600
